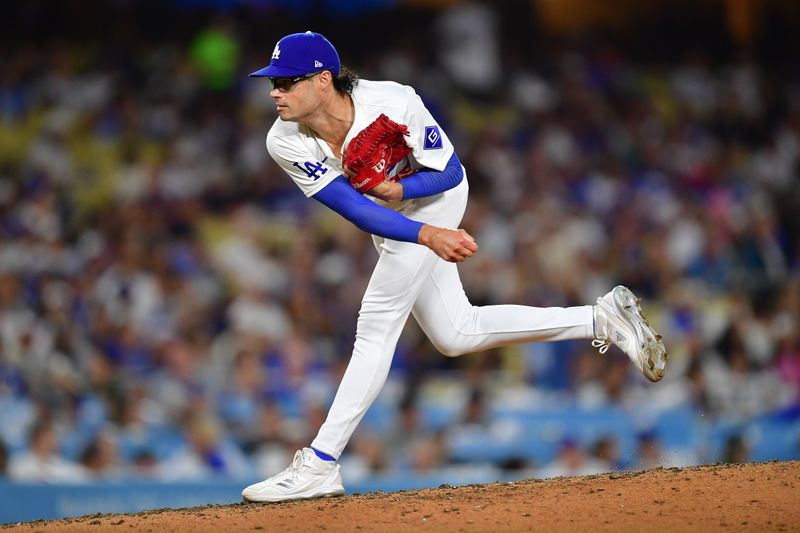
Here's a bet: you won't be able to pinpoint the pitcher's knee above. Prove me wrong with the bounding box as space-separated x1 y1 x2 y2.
432 339 470 357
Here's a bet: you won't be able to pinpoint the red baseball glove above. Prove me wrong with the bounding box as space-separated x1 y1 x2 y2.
343 114 413 193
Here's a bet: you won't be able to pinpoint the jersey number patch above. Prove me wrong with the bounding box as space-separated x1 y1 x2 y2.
292 160 329 180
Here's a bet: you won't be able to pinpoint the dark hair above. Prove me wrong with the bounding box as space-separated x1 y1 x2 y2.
332 65 359 95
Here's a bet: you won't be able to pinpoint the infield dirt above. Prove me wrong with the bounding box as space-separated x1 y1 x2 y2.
3 461 798 532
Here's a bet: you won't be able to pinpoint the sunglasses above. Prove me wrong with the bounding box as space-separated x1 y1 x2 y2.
268 71 323 92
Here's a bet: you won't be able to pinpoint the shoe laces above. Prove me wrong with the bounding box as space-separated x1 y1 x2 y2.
592 338 611 354
291 449 305 470
272 449 307 482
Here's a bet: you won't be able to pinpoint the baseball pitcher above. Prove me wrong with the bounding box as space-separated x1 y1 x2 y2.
242 31 667 503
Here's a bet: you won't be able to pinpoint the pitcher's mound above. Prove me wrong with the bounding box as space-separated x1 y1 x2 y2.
5 461 798 532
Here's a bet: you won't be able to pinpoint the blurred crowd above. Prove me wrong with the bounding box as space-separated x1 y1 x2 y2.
0 2 798 485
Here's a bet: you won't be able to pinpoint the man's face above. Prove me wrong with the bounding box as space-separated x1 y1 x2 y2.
269 71 324 122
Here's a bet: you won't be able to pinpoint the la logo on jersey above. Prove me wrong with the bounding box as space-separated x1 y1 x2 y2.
424 126 443 150
272 44 281 60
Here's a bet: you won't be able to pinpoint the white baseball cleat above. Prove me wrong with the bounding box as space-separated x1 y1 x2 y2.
242 448 345 503
592 285 667 382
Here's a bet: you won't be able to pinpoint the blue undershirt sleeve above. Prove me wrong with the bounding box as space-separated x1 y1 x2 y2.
400 152 463 200
313 176 423 243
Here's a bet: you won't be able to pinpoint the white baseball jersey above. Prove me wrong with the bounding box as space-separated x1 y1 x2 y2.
266 80 454 201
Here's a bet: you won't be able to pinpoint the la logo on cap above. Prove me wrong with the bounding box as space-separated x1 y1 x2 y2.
248 31 340 79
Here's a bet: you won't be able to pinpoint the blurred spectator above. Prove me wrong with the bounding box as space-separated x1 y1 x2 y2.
591 436 622 471
0 440 8 478
703 320 794 420
634 430 698 470
129 450 160 479
157 415 249 481
8 418 89 483
385 389 426 457
190 18 241 92
634 431 663 471
721 434 750 464
437 0 502 97
408 432 449 474
339 431 391 482
537 439 608 478
776 339 800 399
250 406 309 479
79 432 122 480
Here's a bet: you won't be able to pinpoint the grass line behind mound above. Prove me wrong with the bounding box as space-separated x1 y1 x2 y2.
4 461 798 532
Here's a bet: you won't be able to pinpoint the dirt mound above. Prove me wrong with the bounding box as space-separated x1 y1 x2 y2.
4 461 798 532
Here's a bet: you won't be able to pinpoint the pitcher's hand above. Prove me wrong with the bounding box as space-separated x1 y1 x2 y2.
418 225 478 263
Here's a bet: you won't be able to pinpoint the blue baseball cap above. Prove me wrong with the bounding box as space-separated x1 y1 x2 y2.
249 31 340 78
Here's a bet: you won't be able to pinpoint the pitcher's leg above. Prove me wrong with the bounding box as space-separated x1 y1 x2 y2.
412 260 594 357
311 242 439 458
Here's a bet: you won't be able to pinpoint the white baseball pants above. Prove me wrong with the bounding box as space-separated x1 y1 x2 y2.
311 177 594 458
